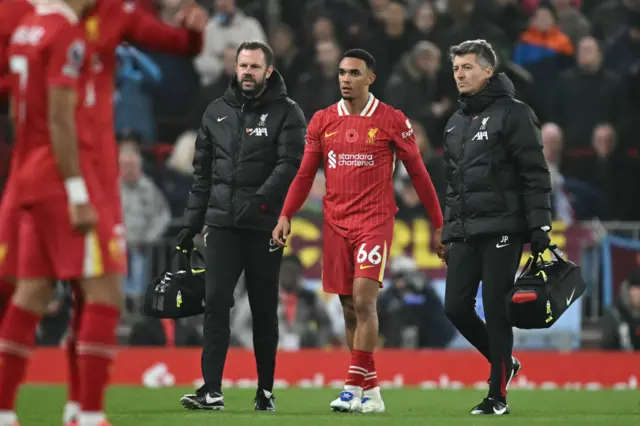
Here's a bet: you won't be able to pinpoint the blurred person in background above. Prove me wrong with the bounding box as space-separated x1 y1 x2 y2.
270 23 306 93
378 256 455 348
294 39 343 120
162 131 197 218
366 0 420 93
604 7 640 81
589 0 640 42
195 0 266 86
601 268 640 351
394 120 447 219
513 2 574 119
540 123 574 224
119 143 172 314
114 44 162 144
576 124 637 220
233 255 334 350
384 41 454 146
443 0 512 59
549 36 620 150
190 44 238 129
550 0 591 46
413 1 446 47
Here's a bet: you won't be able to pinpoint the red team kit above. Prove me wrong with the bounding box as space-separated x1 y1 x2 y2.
281 95 444 294
0 0 206 425
0 0 203 281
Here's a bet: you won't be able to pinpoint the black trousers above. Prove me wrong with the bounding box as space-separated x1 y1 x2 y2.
201 226 283 393
444 234 523 401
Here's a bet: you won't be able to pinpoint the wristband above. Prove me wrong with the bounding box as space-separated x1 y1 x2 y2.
64 177 89 205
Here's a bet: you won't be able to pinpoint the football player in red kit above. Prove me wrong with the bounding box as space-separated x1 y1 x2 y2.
0 0 126 425
0 2 208 425
59 3 207 425
273 49 446 413
0 0 37 324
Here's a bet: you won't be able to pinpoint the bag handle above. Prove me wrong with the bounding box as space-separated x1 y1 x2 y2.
517 253 542 279
171 248 204 276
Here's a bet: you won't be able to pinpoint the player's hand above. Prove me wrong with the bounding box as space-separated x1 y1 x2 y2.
68 203 97 234
175 0 209 32
272 216 290 247
433 227 446 260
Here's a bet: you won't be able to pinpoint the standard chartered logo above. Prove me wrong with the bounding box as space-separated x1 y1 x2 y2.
328 150 337 168
327 150 374 168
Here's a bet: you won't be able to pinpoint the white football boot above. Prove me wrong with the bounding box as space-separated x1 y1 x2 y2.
330 386 363 412
361 386 385 413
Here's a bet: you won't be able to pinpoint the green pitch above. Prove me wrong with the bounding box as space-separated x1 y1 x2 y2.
17 386 640 425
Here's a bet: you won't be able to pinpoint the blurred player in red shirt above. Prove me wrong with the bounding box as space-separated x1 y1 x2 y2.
58 3 207 425
0 0 35 97
0 0 128 425
0 0 36 322
273 49 445 413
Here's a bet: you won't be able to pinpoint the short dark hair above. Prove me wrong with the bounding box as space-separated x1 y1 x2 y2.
448 39 498 69
341 48 376 72
236 41 274 67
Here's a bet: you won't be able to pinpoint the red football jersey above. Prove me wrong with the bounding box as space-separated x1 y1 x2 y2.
81 0 204 211
7 3 89 204
0 0 35 96
306 95 421 233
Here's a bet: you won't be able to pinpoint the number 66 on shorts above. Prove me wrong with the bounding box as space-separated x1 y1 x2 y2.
321 220 394 295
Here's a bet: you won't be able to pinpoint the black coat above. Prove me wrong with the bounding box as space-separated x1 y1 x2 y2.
183 70 306 232
442 73 552 243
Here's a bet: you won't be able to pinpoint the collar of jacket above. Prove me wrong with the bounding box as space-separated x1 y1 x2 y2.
223 69 288 109
458 72 515 115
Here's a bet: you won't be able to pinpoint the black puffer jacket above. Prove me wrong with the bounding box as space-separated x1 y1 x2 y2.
183 70 306 232
442 73 552 243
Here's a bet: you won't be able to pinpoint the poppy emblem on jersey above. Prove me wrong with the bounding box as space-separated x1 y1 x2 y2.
346 129 358 143
367 128 378 144
85 17 99 41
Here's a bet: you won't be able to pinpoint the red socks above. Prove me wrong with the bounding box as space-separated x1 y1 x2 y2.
76 303 120 413
345 350 372 388
363 356 379 391
67 289 84 404
0 304 40 410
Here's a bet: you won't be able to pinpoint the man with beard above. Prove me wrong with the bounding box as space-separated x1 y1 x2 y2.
176 40 306 412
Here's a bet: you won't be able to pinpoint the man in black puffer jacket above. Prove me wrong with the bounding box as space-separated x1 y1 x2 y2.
176 41 306 412
442 40 552 416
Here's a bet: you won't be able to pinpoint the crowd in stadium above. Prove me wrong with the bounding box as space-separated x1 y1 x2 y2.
1 0 639 352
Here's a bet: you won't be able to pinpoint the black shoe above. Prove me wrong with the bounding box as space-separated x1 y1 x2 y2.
470 397 510 415
180 390 224 410
487 356 521 389
254 388 276 411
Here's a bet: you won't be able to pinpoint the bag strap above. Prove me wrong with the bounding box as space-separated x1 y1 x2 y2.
517 253 541 279
548 244 567 265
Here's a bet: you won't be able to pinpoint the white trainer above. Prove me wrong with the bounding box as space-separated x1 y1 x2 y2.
330 386 363 412
361 386 385 413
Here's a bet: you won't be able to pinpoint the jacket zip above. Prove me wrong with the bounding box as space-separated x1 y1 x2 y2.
231 102 246 224
459 116 472 242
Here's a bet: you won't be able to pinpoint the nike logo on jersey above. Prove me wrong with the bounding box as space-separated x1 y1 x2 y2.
566 288 576 306
217 116 227 122
324 131 338 138
496 242 510 248
359 264 375 270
